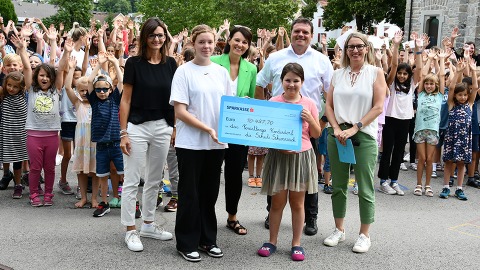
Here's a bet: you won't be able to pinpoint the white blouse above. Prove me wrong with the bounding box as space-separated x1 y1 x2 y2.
331 64 379 139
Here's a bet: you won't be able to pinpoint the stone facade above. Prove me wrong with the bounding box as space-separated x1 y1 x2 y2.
405 0 480 49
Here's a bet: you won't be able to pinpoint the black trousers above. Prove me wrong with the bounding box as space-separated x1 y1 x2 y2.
408 117 416 164
378 117 410 180
224 143 249 216
175 148 225 252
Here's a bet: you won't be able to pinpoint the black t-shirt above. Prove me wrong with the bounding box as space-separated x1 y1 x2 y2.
123 56 177 126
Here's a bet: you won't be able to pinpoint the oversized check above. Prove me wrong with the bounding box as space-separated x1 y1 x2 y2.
218 96 303 151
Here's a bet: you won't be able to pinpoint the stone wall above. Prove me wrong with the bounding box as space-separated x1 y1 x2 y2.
405 0 480 49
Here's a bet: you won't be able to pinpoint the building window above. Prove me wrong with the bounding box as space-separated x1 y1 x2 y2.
318 19 322 27
425 16 439 48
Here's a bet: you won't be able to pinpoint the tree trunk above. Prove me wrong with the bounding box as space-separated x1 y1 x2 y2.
355 14 364 33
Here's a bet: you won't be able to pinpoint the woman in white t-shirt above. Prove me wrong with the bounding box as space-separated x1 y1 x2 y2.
169 24 232 262
324 32 386 253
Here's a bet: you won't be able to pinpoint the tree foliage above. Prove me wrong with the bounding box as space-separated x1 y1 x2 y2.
138 0 298 36
300 0 319 20
43 0 93 30
323 0 406 33
138 0 221 34
217 0 298 34
96 0 131 15
0 0 18 24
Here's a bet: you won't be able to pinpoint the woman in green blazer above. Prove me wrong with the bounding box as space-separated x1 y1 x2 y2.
211 26 257 235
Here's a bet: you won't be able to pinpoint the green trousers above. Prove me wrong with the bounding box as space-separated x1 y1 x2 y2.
327 126 377 224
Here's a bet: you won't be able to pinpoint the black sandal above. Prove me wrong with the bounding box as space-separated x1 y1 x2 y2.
226 219 247 235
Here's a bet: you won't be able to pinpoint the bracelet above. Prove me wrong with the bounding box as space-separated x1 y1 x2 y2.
415 51 423 55
120 129 127 134
120 134 128 138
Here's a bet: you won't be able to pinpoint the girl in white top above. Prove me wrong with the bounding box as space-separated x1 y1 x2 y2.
169 24 232 262
377 31 422 195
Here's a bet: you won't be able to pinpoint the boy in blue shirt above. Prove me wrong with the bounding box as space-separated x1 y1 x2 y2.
87 52 124 217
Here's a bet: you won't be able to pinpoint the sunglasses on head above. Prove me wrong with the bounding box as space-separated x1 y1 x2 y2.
95 87 110 93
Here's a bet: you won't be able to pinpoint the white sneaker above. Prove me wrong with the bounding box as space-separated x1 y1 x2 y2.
125 230 143 252
352 182 358 195
139 223 173 240
399 163 408 171
55 154 63 166
323 228 346 247
390 183 404 196
409 163 417 171
403 153 410 162
379 182 396 195
352 233 371 253
431 171 437 178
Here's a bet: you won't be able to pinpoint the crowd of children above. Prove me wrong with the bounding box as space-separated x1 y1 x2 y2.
0 15 480 261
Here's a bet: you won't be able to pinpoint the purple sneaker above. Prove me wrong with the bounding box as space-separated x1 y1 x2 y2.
30 194 43 207
12 185 24 199
44 193 54 206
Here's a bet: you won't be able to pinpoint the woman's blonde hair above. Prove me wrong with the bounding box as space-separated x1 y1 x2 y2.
70 22 87 42
341 32 373 68
191 24 215 43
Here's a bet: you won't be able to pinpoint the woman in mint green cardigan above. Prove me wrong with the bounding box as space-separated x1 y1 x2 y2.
211 26 257 235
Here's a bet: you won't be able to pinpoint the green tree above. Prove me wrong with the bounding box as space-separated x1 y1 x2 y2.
97 0 131 14
138 0 298 37
300 0 319 20
323 0 406 33
138 0 221 34
0 0 18 24
217 0 298 35
129 0 138 13
43 0 93 30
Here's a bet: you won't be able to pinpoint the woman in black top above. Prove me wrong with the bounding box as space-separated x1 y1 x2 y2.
119 17 176 252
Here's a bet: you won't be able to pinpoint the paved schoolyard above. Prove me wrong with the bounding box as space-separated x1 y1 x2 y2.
0 162 479 270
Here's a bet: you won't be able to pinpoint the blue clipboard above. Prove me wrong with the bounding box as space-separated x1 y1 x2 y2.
335 138 356 164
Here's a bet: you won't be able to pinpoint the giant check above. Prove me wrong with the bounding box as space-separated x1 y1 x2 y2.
218 96 303 151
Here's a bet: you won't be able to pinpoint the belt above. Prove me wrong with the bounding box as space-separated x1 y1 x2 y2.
96 141 120 148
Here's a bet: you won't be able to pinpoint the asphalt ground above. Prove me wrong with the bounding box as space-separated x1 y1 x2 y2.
0 158 479 270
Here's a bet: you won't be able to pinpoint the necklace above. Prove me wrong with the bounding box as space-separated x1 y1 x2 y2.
349 71 361 87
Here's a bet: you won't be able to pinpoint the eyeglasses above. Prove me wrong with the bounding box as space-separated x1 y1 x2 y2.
148 33 165 40
346 44 367 51
95 87 110 93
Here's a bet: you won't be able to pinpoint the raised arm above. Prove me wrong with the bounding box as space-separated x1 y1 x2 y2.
64 56 81 104
46 26 58 66
58 37 73 74
413 37 424 84
275 27 285 52
10 34 32 89
87 52 107 93
468 59 478 105
437 50 447 95
448 59 466 108
386 31 403 86
107 52 123 93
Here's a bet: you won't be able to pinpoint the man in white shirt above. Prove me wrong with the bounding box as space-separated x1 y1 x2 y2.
255 17 333 236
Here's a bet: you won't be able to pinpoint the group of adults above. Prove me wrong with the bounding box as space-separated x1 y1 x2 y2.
118 16 384 260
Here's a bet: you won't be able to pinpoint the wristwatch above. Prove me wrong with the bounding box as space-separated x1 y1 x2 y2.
356 122 363 130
